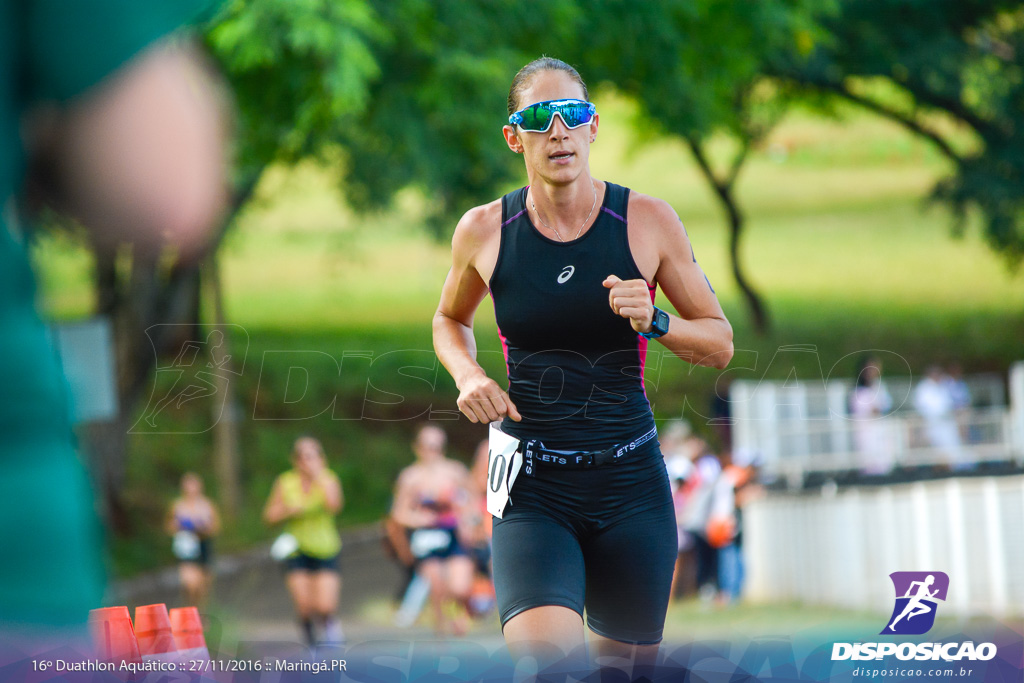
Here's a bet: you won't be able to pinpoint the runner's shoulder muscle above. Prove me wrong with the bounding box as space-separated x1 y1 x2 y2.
452 199 502 283
625 191 679 283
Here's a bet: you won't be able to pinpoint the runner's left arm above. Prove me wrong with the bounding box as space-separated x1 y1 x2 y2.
603 196 733 369
322 472 343 514
205 501 221 536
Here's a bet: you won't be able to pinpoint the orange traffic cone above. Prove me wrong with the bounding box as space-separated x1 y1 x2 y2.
133 604 179 663
169 607 210 660
89 606 141 665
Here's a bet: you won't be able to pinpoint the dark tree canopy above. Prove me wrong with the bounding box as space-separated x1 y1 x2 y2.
206 0 825 228
205 0 826 331
772 1 1024 265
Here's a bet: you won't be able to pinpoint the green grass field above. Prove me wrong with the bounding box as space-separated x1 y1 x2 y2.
30 93 1024 575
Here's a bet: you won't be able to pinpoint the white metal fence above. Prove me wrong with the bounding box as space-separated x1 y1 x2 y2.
744 475 1024 617
731 362 1024 485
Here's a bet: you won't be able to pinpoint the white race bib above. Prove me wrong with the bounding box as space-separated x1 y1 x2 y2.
409 529 451 558
270 532 299 561
172 531 201 560
486 422 522 519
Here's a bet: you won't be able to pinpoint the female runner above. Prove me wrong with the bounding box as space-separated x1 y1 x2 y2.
167 472 220 607
432 57 733 672
263 436 345 646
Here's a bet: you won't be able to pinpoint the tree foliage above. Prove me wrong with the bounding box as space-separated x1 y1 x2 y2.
206 0 584 231
771 1 1024 265
335 0 584 232
564 0 829 332
207 0 384 180
204 0 826 329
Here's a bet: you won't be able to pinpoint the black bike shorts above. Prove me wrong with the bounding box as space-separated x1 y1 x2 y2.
490 441 676 645
284 550 341 574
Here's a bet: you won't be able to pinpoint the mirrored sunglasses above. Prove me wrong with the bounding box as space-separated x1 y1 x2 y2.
509 99 597 133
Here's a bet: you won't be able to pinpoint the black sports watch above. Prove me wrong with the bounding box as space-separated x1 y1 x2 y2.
641 306 670 339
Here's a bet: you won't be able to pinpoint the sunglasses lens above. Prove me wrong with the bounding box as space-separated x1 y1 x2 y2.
514 100 594 132
520 104 552 132
559 102 592 128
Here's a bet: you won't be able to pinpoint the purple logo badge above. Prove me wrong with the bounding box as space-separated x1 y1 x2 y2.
881 572 949 635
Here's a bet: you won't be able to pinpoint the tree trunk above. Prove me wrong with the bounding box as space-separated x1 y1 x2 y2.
86 249 132 533
206 255 241 520
686 138 770 334
722 183 769 334
85 248 204 534
76 168 255 533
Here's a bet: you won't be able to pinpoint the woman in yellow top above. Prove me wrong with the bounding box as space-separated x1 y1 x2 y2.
263 436 345 646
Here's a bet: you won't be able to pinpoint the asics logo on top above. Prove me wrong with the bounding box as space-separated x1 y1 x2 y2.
557 266 575 284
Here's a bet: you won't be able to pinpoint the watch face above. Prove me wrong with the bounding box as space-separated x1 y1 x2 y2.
654 309 669 333
643 308 669 338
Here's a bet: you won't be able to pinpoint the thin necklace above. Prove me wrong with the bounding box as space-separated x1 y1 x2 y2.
530 181 598 242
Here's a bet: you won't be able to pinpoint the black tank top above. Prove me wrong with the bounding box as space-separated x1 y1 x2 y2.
489 182 657 450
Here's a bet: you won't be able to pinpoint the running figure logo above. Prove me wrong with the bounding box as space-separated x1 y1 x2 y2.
130 324 248 434
881 571 949 635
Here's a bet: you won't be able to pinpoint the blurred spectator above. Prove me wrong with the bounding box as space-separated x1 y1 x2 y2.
166 472 220 608
944 364 971 412
661 420 694 491
850 355 895 475
679 439 722 603
661 421 696 600
943 363 973 443
914 366 971 471
465 440 496 618
711 448 764 605
0 1 227 634
709 377 735 452
390 425 475 635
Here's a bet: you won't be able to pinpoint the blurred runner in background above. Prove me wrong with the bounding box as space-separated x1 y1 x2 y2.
264 437 346 647
390 424 475 635
167 472 220 608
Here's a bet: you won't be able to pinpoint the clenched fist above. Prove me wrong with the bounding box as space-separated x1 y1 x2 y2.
603 274 654 334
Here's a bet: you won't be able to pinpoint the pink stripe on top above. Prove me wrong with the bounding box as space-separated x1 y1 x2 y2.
491 294 512 378
638 335 650 403
638 283 657 404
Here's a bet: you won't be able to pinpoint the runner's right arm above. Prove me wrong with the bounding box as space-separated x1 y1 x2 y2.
433 205 521 424
390 469 439 529
263 479 298 525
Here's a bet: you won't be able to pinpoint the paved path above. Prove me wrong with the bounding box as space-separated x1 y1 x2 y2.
112 527 503 655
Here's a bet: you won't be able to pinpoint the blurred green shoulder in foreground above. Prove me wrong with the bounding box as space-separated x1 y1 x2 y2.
0 0 228 631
